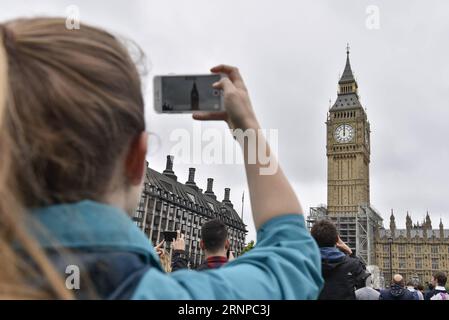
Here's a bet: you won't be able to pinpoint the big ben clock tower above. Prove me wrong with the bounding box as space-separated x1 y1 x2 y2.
327 45 371 215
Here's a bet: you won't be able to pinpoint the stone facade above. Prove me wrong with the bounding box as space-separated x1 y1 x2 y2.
375 211 449 284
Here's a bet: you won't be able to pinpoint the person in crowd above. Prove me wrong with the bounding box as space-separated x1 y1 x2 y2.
0 17 323 299
311 219 368 300
424 282 434 299
426 272 449 300
406 281 423 300
416 284 425 298
355 274 380 300
379 274 416 300
197 219 230 270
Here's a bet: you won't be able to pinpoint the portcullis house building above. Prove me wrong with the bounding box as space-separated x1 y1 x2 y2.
133 155 247 269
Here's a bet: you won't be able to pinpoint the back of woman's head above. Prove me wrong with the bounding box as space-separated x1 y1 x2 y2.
0 17 145 298
3 17 145 206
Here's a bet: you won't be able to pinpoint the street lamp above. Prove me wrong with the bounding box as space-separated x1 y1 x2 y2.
388 236 393 285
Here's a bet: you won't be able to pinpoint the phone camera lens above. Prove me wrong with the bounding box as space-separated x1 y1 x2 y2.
213 89 220 96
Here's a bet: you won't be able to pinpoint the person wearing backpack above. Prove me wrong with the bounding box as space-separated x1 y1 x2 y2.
428 272 449 300
311 219 368 300
380 274 416 300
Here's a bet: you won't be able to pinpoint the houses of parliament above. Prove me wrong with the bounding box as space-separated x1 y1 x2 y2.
307 46 449 286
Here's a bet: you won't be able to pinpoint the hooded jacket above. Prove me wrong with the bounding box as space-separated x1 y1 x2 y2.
26 200 324 299
380 284 416 300
318 247 367 300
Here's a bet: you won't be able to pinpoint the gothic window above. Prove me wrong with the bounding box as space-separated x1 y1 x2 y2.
415 245 421 253
399 259 406 269
398 245 406 254
431 246 439 254
432 258 439 270
415 258 422 269
383 260 390 268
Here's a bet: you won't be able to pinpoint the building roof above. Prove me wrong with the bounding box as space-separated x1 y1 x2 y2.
143 159 247 232
379 228 449 239
331 93 363 110
330 47 364 112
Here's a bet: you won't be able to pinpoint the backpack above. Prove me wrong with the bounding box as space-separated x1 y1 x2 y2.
319 256 362 300
439 292 449 300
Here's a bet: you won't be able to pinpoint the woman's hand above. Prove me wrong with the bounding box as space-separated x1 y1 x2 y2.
192 65 259 131
155 240 165 257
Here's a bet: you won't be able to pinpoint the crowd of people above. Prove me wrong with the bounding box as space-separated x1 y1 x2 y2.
153 215 449 301
311 220 449 300
0 16 447 300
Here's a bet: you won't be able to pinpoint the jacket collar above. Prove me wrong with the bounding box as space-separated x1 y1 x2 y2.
29 200 159 264
319 246 346 261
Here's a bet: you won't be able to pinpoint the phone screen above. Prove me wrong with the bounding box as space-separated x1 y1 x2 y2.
157 74 223 112
163 231 178 242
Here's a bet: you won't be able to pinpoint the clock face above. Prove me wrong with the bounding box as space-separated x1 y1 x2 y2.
334 124 354 143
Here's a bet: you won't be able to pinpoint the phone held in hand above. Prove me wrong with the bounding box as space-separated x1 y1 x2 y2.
153 74 224 113
163 231 178 242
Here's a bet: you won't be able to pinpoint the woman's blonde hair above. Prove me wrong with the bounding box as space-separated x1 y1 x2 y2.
159 250 172 273
0 18 146 298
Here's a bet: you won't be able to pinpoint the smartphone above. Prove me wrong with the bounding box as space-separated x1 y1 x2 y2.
163 231 178 242
153 74 224 113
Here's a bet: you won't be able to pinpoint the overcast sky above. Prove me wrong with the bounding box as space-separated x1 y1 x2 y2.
2 0 449 242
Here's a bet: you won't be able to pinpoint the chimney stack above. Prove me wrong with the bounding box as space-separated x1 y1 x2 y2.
162 155 177 181
185 168 198 190
204 178 216 199
222 188 233 208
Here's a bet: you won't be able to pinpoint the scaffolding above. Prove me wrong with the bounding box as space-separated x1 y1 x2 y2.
356 205 383 265
308 205 383 265
306 205 328 230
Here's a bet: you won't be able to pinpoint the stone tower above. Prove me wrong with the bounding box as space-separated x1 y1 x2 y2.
327 45 371 215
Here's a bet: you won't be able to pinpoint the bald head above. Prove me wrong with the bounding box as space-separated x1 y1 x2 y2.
392 274 405 287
